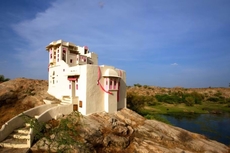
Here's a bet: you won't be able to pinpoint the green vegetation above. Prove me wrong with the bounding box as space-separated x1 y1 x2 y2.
0 75 10 82
127 87 230 123
133 83 142 87
21 111 84 152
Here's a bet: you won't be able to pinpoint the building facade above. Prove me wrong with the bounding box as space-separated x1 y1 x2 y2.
46 40 126 115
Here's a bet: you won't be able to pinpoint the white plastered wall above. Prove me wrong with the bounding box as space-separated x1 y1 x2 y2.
84 65 104 115
77 65 87 115
48 61 71 99
104 91 117 113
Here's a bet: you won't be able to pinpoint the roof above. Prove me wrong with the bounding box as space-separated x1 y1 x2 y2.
103 69 120 78
46 40 77 50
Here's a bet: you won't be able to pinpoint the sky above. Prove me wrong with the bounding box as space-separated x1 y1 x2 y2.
0 0 230 88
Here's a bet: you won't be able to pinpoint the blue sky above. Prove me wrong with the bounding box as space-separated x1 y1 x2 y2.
0 0 230 88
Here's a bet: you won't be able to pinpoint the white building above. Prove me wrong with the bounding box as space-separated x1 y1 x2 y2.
46 40 126 115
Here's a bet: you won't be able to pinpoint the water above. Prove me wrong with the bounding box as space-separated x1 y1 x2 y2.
160 113 230 145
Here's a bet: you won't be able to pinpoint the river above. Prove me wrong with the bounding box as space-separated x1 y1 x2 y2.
160 113 230 145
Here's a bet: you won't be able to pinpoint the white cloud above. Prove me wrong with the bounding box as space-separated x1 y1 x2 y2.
171 63 178 66
9 0 230 87
11 0 155 70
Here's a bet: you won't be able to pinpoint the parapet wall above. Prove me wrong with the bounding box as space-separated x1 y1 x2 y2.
0 104 57 142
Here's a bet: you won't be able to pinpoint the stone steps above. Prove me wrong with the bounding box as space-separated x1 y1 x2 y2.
61 95 71 104
10 132 30 140
0 124 30 149
14 126 30 135
61 98 71 105
0 137 28 148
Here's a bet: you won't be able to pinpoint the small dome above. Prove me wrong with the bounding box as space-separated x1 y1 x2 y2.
103 69 119 78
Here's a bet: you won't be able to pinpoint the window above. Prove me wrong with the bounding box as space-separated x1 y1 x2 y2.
70 59 72 63
63 69 65 72
79 101 82 108
76 79 78 90
114 80 117 89
69 84 71 89
84 49 87 54
106 78 119 90
109 80 113 90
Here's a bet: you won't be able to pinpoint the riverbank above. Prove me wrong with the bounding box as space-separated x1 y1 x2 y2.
127 85 230 114
143 101 230 115
127 85 230 145
127 85 230 122
136 101 230 124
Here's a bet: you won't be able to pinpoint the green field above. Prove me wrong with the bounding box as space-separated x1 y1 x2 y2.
135 102 230 124
144 102 230 114
127 89 230 123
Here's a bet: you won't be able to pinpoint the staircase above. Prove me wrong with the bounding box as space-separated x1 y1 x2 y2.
61 96 71 105
0 123 30 149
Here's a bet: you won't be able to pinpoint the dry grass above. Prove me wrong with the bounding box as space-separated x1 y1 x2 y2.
127 86 230 98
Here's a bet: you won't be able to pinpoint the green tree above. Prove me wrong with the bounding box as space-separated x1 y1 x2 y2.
185 96 195 106
127 92 145 112
0 75 10 82
133 83 142 87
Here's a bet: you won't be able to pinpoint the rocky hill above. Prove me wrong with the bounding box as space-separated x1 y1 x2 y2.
127 85 230 98
31 108 229 153
0 78 60 128
0 78 229 152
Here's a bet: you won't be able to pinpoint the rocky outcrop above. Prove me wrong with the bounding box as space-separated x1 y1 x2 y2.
0 78 60 127
32 108 229 153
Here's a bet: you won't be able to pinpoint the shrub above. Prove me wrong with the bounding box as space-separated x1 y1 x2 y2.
21 112 84 152
127 92 157 112
0 75 10 83
134 83 142 87
127 92 145 112
207 97 220 102
214 91 222 97
226 98 230 103
155 94 182 104
185 96 195 106
190 91 204 104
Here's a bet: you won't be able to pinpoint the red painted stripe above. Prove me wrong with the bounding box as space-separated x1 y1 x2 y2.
98 66 113 95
